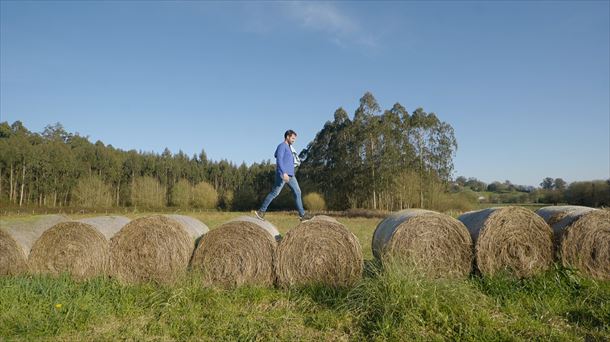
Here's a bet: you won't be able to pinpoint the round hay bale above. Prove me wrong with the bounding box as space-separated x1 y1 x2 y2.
163 214 209 240
0 215 68 276
458 206 553 278
372 209 473 278
190 216 280 287
28 216 130 279
162 214 209 251
275 215 363 287
535 206 592 227
110 215 206 284
310 215 339 223
537 206 610 280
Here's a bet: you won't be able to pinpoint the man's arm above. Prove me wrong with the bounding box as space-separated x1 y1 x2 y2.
276 144 285 175
276 144 289 182
280 144 291 182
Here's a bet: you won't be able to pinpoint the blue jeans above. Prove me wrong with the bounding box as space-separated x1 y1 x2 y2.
260 173 305 217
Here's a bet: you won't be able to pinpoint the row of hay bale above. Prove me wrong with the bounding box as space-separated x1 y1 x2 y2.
111 214 208 284
372 206 609 280
0 214 364 288
192 215 362 288
536 206 609 280
0 214 208 282
0 214 68 276
2 205 606 285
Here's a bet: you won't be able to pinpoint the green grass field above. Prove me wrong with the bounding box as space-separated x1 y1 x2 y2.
1 212 609 341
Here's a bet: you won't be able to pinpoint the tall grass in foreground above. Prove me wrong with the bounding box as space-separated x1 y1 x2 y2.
1 263 608 341
345 262 609 341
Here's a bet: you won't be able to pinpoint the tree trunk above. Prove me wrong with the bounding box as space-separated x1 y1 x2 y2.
116 180 120 207
13 177 17 204
372 189 376 210
14 174 19 204
27 183 33 205
419 140 424 208
370 138 377 210
19 162 26 207
131 170 135 206
53 177 57 207
9 163 13 202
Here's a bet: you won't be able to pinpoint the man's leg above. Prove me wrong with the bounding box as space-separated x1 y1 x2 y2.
259 173 285 213
286 176 306 218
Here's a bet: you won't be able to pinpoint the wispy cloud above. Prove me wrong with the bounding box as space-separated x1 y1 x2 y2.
242 2 379 49
284 2 357 36
284 2 377 48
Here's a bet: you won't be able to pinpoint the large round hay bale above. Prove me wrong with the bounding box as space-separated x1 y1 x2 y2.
536 206 593 228
110 215 207 284
275 215 363 287
0 215 68 276
310 214 337 222
372 209 473 278
28 216 130 279
536 206 610 280
190 216 280 287
163 214 210 241
458 206 553 277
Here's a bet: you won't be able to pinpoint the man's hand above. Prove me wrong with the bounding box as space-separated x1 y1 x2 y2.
283 173 289 183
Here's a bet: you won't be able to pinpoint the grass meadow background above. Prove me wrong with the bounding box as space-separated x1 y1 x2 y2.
1 211 608 341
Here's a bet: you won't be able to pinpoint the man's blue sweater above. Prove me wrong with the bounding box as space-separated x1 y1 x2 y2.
275 142 294 177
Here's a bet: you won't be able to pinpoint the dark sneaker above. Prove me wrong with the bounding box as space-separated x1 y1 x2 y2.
255 210 266 221
299 213 313 222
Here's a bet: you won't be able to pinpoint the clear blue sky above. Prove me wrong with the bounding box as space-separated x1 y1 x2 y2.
1 1 609 187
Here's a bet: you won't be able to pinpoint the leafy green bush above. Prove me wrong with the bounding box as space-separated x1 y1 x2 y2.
231 187 258 211
219 189 234 210
430 190 478 212
131 176 166 208
171 179 192 207
71 176 114 208
303 192 326 211
192 181 218 209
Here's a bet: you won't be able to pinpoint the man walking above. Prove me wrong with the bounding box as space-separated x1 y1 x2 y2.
255 130 312 222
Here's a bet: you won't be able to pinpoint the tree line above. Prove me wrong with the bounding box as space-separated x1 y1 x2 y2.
537 177 609 207
452 176 610 207
0 120 278 210
297 92 458 210
2 92 606 211
0 92 460 211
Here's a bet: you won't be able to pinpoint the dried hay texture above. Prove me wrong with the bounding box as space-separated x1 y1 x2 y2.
163 214 210 240
372 209 473 278
190 216 280 287
275 215 363 287
537 206 610 280
110 215 206 284
28 216 130 280
0 215 68 276
458 206 553 278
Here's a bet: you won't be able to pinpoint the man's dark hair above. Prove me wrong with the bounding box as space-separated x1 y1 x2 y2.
284 129 297 139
